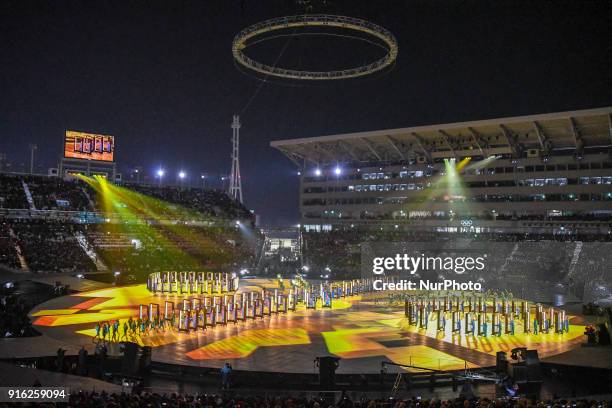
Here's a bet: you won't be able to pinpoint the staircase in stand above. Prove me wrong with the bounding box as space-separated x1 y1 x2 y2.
21 181 36 210
81 187 95 210
75 231 107 271
8 226 28 272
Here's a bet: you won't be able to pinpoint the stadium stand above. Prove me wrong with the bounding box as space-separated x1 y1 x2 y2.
9 219 96 273
24 175 92 211
124 183 252 218
0 220 20 269
0 174 28 209
42 391 612 408
0 174 257 276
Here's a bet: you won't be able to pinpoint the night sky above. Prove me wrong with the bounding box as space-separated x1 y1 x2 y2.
1 0 611 225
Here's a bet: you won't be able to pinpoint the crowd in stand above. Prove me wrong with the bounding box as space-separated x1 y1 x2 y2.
0 220 20 269
0 173 251 219
0 174 28 209
0 294 37 338
9 219 96 273
125 183 251 219
42 391 612 408
24 175 92 211
0 173 257 274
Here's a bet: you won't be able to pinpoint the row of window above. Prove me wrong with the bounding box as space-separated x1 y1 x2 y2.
303 192 612 206
302 161 612 183
303 176 612 194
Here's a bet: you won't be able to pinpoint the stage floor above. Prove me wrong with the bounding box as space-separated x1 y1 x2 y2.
30 283 586 374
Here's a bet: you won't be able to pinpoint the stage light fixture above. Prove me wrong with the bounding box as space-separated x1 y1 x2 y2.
315 168 322 176
157 169 165 177
179 171 186 179
334 167 342 175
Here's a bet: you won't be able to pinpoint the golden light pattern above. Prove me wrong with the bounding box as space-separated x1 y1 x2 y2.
30 284 586 372
186 328 311 360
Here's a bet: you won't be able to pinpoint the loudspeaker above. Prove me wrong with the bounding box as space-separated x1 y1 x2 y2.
496 351 508 373
121 342 140 374
139 346 152 372
524 350 540 366
317 356 340 386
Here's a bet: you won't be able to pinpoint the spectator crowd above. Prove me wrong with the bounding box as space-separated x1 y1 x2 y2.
18 390 610 408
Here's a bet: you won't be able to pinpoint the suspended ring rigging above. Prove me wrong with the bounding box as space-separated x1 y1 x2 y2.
232 14 399 81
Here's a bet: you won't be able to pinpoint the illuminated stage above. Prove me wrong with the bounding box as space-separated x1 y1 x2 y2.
30 282 586 374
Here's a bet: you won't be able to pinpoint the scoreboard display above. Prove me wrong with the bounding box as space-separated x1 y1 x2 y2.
64 131 115 162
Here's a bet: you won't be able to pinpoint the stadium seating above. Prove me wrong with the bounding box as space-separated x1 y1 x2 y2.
9 220 96 273
0 220 20 269
0 174 28 209
24 175 92 211
58 391 612 408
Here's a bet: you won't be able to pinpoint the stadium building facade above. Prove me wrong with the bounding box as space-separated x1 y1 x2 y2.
272 107 612 236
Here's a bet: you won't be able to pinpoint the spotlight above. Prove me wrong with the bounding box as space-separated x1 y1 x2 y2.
157 169 165 177
179 171 186 179
297 171 301 176
314 168 322 176
113 271 121 276
334 166 342 175
302 265 309 272
76 274 84 279
235 220 241 226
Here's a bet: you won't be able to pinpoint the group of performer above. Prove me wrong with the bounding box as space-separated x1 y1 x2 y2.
93 315 171 343
402 291 571 337
93 278 374 343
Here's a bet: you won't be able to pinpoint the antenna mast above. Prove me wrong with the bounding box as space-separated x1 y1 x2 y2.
229 114 243 203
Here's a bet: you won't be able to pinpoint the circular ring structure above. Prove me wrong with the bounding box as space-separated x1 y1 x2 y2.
232 14 398 80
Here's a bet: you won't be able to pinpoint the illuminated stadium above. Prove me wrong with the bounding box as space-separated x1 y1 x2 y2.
1 1 612 406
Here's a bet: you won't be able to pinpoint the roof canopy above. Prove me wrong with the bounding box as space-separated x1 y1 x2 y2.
271 107 612 165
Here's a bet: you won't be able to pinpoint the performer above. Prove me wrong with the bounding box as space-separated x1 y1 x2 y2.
533 318 539 335
122 321 129 340
102 322 109 341
94 322 101 341
112 320 119 341
509 318 515 335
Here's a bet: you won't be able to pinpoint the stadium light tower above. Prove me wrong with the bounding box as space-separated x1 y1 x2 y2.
229 114 243 203
157 169 165 186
